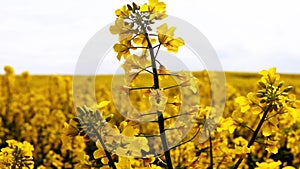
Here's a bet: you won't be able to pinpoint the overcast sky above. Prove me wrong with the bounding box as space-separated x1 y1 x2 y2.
0 0 299 74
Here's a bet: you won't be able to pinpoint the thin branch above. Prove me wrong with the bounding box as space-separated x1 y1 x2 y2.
163 84 180 90
141 112 159 116
233 102 273 169
142 23 173 169
209 131 213 169
170 127 201 150
154 44 161 59
129 86 154 91
132 46 148 49
164 112 194 120
91 125 117 169
135 134 161 137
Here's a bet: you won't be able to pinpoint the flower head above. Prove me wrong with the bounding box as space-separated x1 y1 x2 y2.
113 38 134 60
157 23 184 53
140 0 167 20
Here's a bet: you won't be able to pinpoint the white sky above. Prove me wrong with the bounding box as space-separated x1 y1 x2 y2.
0 0 300 74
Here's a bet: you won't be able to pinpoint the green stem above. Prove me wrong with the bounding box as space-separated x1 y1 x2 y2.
91 125 117 169
233 103 273 169
144 31 173 169
209 131 213 169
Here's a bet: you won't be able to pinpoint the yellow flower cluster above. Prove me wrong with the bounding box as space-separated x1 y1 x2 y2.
0 140 34 169
1 64 300 169
110 0 184 60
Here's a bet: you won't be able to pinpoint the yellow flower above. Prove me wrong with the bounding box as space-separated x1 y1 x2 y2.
4 65 14 74
261 118 279 137
110 18 133 40
259 67 280 85
176 71 198 93
93 140 106 159
282 166 296 169
122 53 151 73
235 96 250 112
63 119 80 137
217 117 237 133
157 23 184 53
149 89 167 111
98 100 111 109
115 157 131 169
1 140 34 168
133 34 156 47
115 5 131 17
113 38 134 60
255 160 281 169
140 0 167 20
264 138 279 154
21 141 34 157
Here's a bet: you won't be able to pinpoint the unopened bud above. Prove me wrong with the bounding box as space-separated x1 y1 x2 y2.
256 93 264 98
76 107 86 116
127 4 133 10
258 81 266 88
132 2 139 10
260 99 266 103
105 114 114 122
277 81 284 88
79 130 86 136
72 117 81 123
283 86 293 93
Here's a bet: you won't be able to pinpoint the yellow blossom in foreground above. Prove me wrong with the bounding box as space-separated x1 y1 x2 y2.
255 160 281 169
282 166 296 169
0 140 34 168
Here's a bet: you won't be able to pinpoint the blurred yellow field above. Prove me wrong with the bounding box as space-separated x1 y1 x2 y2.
1 66 300 168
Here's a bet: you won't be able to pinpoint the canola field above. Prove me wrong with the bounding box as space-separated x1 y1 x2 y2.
0 66 300 169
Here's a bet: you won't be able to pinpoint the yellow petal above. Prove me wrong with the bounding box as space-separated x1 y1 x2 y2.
98 101 111 109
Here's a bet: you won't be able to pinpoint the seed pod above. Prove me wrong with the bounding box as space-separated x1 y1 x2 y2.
283 86 293 92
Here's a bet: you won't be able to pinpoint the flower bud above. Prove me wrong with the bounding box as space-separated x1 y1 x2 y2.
127 4 133 10
283 86 293 93
277 81 284 88
76 107 86 116
260 99 266 103
105 114 114 122
258 81 266 88
256 93 264 98
72 117 80 123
